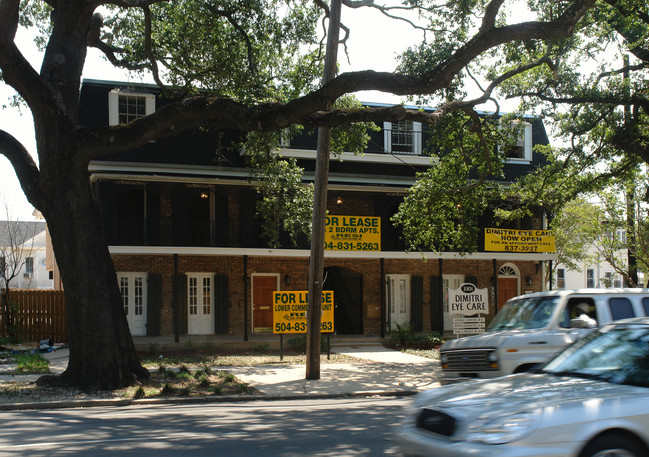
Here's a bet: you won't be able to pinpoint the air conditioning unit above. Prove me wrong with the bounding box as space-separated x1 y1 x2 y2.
23 273 32 279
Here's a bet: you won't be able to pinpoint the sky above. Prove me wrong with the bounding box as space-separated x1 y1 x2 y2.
0 4 504 221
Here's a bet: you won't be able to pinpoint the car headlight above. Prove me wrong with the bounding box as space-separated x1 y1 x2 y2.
463 410 540 444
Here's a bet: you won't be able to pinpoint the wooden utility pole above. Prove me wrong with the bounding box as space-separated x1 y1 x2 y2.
623 54 638 287
306 0 342 380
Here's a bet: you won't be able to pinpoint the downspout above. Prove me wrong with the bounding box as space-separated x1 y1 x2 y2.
380 258 385 339
438 258 444 334
173 253 179 343
493 259 498 314
243 255 249 341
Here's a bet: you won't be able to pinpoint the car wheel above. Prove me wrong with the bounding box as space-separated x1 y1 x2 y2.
579 433 647 457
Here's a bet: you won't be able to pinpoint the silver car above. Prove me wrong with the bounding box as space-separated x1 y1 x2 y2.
397 318 649 457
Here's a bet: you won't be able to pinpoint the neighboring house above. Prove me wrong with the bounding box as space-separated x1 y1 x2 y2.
0 220 53 289
79 79 556 338
554 230 646 289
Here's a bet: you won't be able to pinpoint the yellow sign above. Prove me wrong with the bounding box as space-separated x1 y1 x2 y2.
324 215 381 251
485 228 556 253
272 290 334 334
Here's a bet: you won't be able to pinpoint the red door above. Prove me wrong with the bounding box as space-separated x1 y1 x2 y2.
498 277 518 310
253 276 277 333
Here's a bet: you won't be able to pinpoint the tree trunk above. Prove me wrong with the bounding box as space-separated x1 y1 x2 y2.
36 150 148 390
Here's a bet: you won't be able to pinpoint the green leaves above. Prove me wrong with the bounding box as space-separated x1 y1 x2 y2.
103 0 322 102
245 131 313 248
392 113 505 253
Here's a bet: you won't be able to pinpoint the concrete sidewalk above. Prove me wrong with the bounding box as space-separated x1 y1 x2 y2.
226 345 441 397
0 345 442 405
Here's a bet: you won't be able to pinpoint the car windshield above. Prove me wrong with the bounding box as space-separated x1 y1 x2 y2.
488 297 560 330
542 324 649 388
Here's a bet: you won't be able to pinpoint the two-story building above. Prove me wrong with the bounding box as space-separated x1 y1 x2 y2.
0 220 52 290
79 79 556 339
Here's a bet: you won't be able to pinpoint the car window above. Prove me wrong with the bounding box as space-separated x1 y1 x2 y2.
561 299 597 327
609 298 635 320
544 324 649 387
643 298 649 316
488 297 559 330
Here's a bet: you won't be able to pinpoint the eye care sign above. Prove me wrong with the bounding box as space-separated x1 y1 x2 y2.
324 215 381 251
449 283 488 335
485 228 556 253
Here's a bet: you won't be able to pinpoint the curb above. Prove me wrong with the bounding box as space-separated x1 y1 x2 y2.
0 390 418 412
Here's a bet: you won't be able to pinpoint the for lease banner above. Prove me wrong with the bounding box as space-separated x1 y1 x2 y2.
272 290 334 334
324 215 381 251
485 228 556 253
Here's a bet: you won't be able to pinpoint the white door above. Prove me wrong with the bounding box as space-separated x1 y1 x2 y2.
188 274 214 335
386 275 410 331
118 272 147 336
443 275 464 333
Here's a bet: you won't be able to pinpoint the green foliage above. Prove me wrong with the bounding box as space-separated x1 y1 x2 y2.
218 370 237 384
246 130 314 248
14 352 49 374
389 325 446 349
132 386 146 399
490 0 649 200
549 198 598 272
330 96 381 155
390 323 415 347
103 0 322 102
392 114 507 253
244 94 378 248
197 374 211 388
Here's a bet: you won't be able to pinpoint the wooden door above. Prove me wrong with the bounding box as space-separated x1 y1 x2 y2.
498 277 518 310
253 275 277 333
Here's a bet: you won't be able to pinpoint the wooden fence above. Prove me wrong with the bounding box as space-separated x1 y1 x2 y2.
0 289 67 343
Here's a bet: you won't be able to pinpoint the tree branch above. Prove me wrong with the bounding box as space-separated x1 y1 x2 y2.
0 131 42 210
87 12 148 72
0 0 51 110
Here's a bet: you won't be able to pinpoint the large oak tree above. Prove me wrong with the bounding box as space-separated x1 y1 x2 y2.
0 0 597 389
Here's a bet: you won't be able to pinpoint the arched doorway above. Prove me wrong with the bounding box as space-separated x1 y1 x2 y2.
498 263 520 309
323 267 363 334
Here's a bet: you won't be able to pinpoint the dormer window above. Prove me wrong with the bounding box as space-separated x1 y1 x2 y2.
503 121 532 162
384 120 422 155
108 89 155 125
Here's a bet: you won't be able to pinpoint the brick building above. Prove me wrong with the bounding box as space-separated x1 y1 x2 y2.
80 79 557 339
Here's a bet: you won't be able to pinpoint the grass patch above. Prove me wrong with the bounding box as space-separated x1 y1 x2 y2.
14 353 50 374
140 346 361 368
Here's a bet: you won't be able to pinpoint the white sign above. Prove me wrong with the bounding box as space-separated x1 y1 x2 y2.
454 328 484 335
453 317 485 323
448 283 489 316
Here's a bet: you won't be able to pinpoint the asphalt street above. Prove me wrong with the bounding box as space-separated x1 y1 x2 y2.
0 397 410 456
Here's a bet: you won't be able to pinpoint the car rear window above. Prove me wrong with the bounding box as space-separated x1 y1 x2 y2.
609 297 635 320
643 298 649 316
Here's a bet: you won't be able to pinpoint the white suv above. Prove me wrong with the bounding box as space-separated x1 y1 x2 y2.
440 288 649 384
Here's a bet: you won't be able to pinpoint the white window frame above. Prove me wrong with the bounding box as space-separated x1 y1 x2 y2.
383 121 422 155
187 273 214 335
502 121 533 163
586 268 595 288
108 89 156 126
117 272 148 336
556 268 565 289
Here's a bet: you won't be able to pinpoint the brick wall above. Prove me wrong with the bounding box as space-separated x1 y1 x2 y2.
113 253 542 337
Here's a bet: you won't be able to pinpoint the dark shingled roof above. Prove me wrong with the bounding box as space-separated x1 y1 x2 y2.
0 221 46 247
